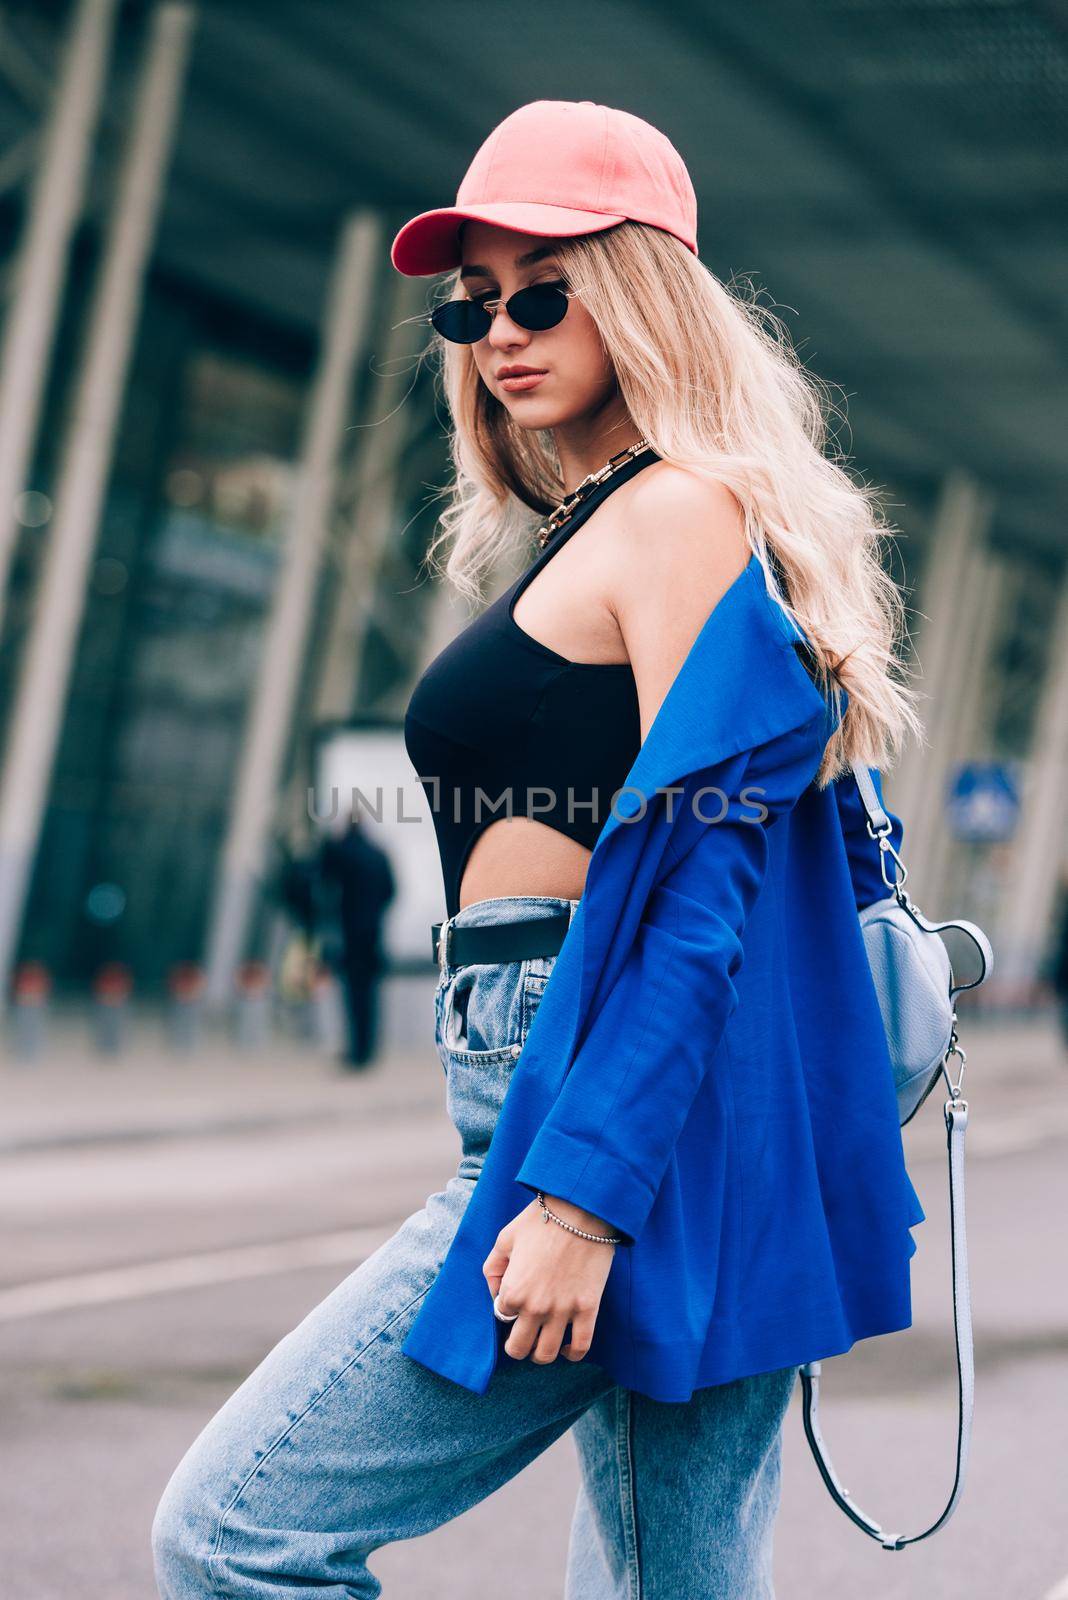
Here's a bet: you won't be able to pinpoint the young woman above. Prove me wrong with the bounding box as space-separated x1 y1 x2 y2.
153 100 926 1599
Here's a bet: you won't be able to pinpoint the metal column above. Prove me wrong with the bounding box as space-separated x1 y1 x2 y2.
889 470 995 890
0 0 118 630
310 271 427 728
203 211 382 1009
996 574 1068 994
922 551 1008 909
0 2 196 1010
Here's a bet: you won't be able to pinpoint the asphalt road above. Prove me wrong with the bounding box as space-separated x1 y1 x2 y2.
2 1026 1066 1600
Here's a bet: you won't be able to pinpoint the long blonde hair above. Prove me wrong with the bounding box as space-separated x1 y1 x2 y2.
417 220 922 784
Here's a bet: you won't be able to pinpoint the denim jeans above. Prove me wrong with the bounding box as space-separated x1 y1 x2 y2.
152 894 798 1599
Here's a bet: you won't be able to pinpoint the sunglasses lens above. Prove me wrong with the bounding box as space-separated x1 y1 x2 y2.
509 283 570 331
431 299 491 344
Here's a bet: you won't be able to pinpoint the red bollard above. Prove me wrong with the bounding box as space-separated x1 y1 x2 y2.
167 962 205 1052
92 962 133 1055
235 960 271 1049
10 962 51 1063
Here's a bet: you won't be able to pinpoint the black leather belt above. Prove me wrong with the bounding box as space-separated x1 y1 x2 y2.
431 908 573 971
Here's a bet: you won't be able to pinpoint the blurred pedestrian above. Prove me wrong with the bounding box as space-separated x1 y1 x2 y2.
275 838 322 942
271 831 328 1008
317 814 396 1069
1050 877 1068 1052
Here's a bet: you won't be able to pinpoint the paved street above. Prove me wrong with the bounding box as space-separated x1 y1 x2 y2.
1 1004 1066 1599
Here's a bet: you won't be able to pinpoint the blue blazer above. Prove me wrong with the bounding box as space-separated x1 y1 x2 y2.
402 553 926 1401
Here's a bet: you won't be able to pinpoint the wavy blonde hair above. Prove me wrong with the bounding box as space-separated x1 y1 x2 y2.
416 220 922 785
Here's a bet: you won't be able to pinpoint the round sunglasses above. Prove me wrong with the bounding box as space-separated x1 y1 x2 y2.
428 280 580 344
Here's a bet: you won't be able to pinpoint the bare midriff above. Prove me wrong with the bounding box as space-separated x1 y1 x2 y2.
457 816 592 909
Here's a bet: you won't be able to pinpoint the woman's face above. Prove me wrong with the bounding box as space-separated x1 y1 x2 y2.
457 221 617 431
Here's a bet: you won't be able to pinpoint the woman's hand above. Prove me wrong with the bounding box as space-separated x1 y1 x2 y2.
482 1195 617 1364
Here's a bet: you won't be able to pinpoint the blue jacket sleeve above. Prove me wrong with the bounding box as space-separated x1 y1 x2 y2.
833 767 905 912
513 717 825 1246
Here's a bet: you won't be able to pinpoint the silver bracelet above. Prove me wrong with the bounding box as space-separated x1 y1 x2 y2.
537 1190 622 1244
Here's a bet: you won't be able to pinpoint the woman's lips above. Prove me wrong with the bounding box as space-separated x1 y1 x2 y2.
499 371 548 392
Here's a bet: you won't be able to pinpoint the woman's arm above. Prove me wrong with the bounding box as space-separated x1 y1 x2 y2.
603 465 752 741
513 721 825 1245
488 710 826 1364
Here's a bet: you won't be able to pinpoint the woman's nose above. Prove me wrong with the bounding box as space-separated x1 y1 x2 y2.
486 302 530 350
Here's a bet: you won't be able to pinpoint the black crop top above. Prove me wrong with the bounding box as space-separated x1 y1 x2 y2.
404 447 660 919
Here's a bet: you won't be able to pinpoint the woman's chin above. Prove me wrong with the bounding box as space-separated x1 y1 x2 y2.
503 400 575 432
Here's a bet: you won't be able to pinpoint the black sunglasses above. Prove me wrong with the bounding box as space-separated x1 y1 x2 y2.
429 280 580 344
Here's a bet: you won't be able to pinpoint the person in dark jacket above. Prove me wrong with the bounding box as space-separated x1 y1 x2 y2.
274 837 324 942
1051 879 1068 1053
317 816 396 1069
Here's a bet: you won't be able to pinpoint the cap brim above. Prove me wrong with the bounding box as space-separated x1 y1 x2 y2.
390 201 626 276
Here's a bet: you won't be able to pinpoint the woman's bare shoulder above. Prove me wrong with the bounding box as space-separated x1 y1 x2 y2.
617 463 748 591
611 463 752 736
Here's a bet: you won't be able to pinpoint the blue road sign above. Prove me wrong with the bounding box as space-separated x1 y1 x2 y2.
946 761 1020 842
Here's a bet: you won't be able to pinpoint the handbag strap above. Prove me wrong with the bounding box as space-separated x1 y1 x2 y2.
849 760 910 903
797 761 975 1546
850 760 892 836
799 1095 972 1547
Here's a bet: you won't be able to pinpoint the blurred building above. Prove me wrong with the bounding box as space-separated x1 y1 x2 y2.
0 0 1065 1010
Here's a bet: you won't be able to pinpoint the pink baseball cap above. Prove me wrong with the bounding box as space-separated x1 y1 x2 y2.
390 99 698 277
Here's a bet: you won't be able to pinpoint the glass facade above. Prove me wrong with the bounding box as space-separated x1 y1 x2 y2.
11 290 310 989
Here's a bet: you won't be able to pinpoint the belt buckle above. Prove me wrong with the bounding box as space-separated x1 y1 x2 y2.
436 918 451 974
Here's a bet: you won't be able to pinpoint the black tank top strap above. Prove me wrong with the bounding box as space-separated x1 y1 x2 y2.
509 445 661 610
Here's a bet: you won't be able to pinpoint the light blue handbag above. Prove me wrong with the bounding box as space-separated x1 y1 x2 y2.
800 762 994 1550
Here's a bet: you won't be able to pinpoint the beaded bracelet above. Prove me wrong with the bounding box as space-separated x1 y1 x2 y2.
536 1190 623 1244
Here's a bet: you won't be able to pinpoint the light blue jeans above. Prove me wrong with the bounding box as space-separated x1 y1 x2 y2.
152 894 798 1599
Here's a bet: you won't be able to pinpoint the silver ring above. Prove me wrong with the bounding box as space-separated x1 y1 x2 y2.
492 1292 519 1323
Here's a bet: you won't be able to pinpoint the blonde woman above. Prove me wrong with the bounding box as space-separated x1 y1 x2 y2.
153 100 926 1599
